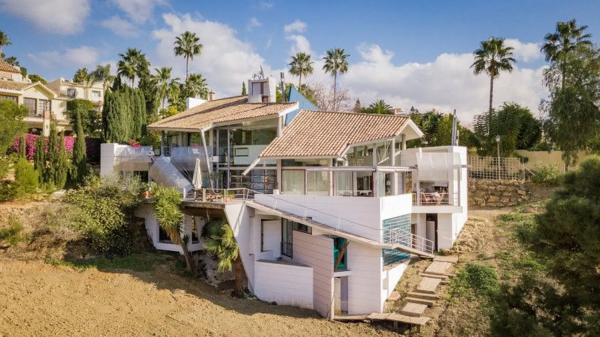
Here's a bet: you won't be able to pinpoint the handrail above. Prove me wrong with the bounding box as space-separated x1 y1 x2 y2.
412 191 459 206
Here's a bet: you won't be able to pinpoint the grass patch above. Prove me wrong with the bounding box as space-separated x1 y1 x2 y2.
45 253 172 272
450 263 499 299
0 215 26 245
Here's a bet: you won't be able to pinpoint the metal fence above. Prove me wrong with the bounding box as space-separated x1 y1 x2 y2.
468 155 528 181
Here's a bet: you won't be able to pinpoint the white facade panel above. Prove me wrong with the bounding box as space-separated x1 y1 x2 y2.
346 241 384 314
253 260 313 309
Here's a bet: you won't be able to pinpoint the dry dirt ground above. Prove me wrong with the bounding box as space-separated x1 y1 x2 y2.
0 201 397 337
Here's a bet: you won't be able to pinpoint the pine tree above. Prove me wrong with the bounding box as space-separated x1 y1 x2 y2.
71 110 88 186
241 82 247 95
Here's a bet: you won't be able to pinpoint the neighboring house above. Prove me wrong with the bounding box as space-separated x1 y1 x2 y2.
0 59 68 136
46 77 105 114
100 75 468 318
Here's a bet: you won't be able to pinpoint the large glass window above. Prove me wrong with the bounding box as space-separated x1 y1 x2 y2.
23 98 37 116
281 219 293 257
334 171 353 196
306 171 329 195
0 95 17 103
281 170 305 194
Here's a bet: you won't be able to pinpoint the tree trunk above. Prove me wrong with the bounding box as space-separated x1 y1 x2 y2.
488 75 494 136
333 72 337 111
298 73 302 89
185 57 189 81
180 236 196 275
232 254 247 297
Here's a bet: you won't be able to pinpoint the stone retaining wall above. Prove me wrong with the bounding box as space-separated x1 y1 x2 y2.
469 179 529 207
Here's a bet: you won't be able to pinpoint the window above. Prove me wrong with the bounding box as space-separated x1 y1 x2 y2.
23 98 37 116
0 95 17 103
334 237 348 271
234 147 249 157
67 88 76 98
281 170 305 194
306 171 329 196
281 219 293 257
37 99 50 113
91 90 101 98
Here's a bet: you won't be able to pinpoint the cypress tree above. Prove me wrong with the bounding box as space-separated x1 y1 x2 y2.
54 132 68 189
71 110 88 186
241 82 247 95
34 135 45 184
45 122 59 187
18 134 26 158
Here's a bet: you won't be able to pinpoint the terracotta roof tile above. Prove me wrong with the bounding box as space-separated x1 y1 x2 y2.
0 59 20 74
0 79 29 91
148 96 297 131
260 110 412 159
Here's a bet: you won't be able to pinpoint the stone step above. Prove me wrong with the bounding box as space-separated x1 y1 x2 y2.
400 302 428 317
420 272 449 280
433 255 459 264
416 277 441 294
405 296 436 307
407 291 439 300
425 261 453 276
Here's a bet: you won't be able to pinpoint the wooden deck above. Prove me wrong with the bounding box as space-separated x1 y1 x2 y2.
334 313 430 326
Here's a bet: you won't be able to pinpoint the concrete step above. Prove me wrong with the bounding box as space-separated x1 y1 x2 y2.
400 302 428 317
407 291 439 300
420 272 449 280
416 277 441 294
425 261 453 276
433 255 459 264
405 296 436 307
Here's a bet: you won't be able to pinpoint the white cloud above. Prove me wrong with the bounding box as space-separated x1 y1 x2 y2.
100 16 140 37
321 43 548 124
28 46 99 70
286 34 312 56
505 39 542 63
283 20 307 34
258 1 273 10
0 0 90 34
110 0 166 23
152 13 278 97
247 17 262 30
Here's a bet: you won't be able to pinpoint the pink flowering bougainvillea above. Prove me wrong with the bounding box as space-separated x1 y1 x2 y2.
11 134 74 160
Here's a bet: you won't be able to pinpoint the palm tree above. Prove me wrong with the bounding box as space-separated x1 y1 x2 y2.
322 48 349 111
541 19 592 88
174 31 203 81
91 64 114 91
152 67 172 109
202 219 247 297
0 31 10 55
289 52 314 88
118 48 147 87
73 67 90 84
183 73 208 99
471 37 516 132
167 78 182 106
363 99 393 114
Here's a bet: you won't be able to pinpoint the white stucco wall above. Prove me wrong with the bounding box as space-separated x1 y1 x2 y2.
292 231 334 318
346 241 384 314
382 261 409 302
253 260 313 309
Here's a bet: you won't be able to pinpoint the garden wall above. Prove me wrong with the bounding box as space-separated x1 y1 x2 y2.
469 179 529 207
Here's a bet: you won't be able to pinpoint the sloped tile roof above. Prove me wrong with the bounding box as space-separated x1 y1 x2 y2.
0 79 29 91
148 96 297 132
0 59 20 74
260 110 413 159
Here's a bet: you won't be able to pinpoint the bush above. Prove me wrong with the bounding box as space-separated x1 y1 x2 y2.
64 176 143 256
0 181 17 201
0 214 25 245
14 158 38 197
531 164 561 185
450 263 499 299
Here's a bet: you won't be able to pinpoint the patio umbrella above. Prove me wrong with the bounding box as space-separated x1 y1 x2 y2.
192 158 203 190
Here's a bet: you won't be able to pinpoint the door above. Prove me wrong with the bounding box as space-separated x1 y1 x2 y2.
425 213 438 251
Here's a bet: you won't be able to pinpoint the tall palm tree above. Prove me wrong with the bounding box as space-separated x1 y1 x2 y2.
73 67 90 84
364 99 393 114
322 48 349 111
0 31 10 55
118 48 147 87
183 73 208 99
541 19 592 88
167 78 182 106
289 52 314 88
152 67 172 109
174 31 202 81
91 64 114 91
471 37 516 133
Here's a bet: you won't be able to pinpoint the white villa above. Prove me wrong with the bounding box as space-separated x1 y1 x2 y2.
100 75 468 319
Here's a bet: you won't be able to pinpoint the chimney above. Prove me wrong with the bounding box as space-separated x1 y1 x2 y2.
208 91 215 101
186 97 207 110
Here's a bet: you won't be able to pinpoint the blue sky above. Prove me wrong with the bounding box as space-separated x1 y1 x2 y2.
1 0 599 122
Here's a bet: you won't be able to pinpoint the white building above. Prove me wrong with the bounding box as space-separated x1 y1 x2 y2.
100 76 468 318
46 77 105 114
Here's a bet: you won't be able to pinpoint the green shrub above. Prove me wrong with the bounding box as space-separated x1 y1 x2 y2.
0 215 25 245
64 177 142 256
531 164 561 185
14 158 38 197
450 263 499 299
0 180 17 201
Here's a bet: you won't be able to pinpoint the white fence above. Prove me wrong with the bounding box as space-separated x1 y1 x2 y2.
468 155 528 181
